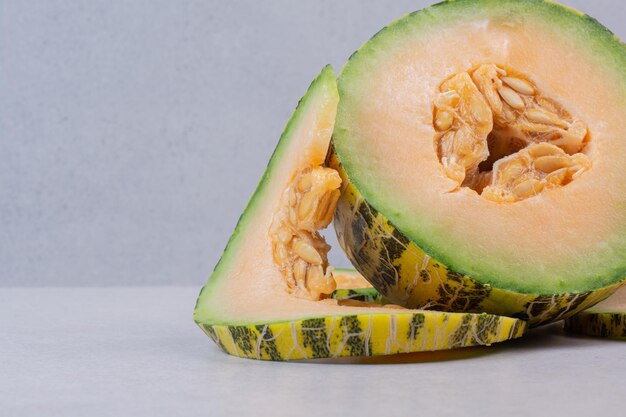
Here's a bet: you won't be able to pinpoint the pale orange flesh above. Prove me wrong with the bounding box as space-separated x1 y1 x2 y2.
333 270 373 289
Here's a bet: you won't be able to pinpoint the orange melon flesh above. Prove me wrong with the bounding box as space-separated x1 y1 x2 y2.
334 0 626 293
334 269 372 289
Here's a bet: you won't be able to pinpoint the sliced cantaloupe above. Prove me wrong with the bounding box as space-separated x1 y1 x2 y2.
193 66 526 360
564 285 626 339
330 0 626 327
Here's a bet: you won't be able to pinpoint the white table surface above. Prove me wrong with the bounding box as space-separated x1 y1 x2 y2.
2 287 624 417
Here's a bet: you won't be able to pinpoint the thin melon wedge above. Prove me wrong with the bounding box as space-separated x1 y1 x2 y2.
564 285 626 339
193 66 526 360
331 269 383 304
330 0 626 327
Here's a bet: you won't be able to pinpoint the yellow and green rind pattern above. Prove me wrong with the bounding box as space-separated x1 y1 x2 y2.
328 150 624 328
197 311 526 361
564 311 626 339
331 287 383 303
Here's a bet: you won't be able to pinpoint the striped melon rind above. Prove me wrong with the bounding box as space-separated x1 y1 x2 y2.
564 312 626 339
329 149 623 327
564 285 626 338
199 311 526 361
331 287 383 303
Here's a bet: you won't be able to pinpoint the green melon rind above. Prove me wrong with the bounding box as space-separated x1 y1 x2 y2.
193 66 338 325
333 0 626 294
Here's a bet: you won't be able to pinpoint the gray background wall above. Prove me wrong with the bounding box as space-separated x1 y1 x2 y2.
1 0 624 286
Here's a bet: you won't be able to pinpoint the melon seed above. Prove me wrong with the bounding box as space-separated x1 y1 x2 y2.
498 86 525 109
533 155 570 173
526 109 563 126
512 179 544 198
435 110 453 130
502 76 535 95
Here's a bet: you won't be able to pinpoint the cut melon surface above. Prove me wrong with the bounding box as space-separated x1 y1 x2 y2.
564 285 626 339
194 66 526 360
331 0 626 326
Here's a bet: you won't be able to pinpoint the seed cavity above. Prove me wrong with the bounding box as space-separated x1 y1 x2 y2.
433 63 591 203
269 166 342 300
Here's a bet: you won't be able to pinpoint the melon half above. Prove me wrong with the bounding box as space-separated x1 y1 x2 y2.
330 0 626 326
193 66 526 360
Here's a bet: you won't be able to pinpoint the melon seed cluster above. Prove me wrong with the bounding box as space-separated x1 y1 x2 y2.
482 142 591 202
433 64 590 202
269 166 341 300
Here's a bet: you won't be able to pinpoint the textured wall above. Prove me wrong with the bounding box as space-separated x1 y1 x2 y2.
1 0 624 286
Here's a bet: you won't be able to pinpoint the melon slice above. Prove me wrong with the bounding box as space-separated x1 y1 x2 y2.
331 269 384 304
193 66 526 360
564 285 626 339
330 0 626 327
